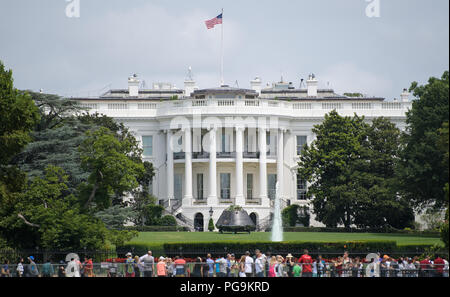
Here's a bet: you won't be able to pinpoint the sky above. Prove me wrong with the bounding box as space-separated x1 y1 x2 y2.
0 0 448 100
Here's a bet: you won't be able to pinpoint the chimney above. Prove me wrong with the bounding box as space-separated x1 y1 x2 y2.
306 73 318 97
400 88 410 102
184 67 198 97
128 74 140 97
250 77 262 96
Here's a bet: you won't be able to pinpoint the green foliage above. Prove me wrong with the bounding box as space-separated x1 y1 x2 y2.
299 112 414 229
143 205 164 226
121 226 189 232
398 71 449 210
0 166 110 250
106 229 138 248
158 215 177 226
208 218 215 232
78 127 145 210
94 205 137 229
282 205 310 227
0 62 40 166
298 111 368 228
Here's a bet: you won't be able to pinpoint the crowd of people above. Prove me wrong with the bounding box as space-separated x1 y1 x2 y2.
1 250 448 278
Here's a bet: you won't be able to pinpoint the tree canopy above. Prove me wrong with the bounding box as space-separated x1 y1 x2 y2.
397 71 449 210
298 111 414 229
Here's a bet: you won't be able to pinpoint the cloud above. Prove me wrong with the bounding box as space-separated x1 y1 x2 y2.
320 62 394 98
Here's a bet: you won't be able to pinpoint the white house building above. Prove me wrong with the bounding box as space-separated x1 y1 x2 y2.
73 72 412 231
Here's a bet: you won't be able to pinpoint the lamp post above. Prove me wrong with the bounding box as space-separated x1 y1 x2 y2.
209 207 214 218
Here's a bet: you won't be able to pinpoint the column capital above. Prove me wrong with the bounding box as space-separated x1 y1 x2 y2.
235 126 245 132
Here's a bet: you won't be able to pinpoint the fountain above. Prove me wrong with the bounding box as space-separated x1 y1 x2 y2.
271 182 283 242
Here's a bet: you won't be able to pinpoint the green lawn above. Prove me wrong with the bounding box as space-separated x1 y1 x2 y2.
127 232 443 246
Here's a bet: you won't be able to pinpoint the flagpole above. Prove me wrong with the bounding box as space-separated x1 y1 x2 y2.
220 8 224 86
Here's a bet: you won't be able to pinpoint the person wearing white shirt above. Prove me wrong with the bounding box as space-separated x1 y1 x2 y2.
244 251 254 277
254 250 265 277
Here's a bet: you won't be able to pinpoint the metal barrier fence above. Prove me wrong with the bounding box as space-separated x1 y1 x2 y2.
1 262 448 278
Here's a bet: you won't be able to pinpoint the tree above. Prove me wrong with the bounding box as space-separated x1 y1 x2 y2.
94 205 137 229
78 127 145 210
0 166 110 250
299 112 413 229
352 117 414 229
298 111 368 228
282 205 310 227
397 71 449 210
0 62 40 166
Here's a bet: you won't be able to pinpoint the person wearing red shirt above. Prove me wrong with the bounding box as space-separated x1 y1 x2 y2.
419 256 431 277
434 256 445 277
298 250 313 277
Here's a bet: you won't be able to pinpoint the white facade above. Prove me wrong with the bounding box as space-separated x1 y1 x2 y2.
74 74 412 231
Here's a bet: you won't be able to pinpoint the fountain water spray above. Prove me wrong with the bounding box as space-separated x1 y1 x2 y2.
271 182 283 242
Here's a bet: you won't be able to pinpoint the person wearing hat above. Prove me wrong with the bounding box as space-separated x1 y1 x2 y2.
286 254 295 277
157 256 167 277
125 252 135 277
27 256 39 278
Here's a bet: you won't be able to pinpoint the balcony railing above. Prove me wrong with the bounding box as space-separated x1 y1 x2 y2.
173 152 186 160
243 151 259 159
246 198 262 205
82 98 411 120
193 152 210 159
217 152 236 159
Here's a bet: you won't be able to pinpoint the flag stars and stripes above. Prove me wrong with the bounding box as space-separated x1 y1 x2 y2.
205 13 223 29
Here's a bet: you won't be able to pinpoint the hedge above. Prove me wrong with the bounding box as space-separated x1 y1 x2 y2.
267 226 441 237
118 240 445 258
119 226 190 232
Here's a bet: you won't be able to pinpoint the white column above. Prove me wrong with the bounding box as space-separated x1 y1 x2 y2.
235 127 244 206
166 130 174 202
208 128 217 205
259 128 268 206
277 129 284 200
184 128 193 206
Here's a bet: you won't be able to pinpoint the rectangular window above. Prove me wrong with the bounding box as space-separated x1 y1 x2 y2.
220 173 231 199
268 174 277 200
247 174 253 199
197 174 204 200
297 175 307 200
296 136 307 155
174 174 183 200
142 136 153 157
267 134 277 156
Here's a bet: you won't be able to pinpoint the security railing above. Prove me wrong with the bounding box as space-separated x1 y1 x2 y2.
2 262 447 278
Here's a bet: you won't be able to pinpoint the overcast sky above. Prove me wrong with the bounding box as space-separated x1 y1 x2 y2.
0 0 448 100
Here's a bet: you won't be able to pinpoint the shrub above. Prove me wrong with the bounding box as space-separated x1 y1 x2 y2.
208 218 215 232
157 215 177 226
120 226 189 232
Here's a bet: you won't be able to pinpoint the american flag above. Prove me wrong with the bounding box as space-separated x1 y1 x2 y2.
205 13 223 29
